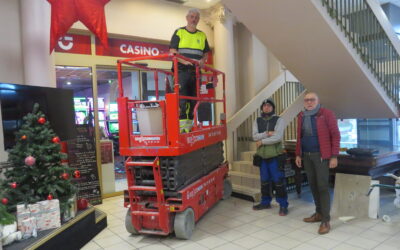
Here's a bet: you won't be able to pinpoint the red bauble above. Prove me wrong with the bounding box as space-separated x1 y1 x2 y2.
47 194 53 200
25 156 36 166
1 198 8 205
73 170 81 178
77 198 89 210
38 117 46 124
61 172 69 180
52 136 60 143
21 135 27 140
10 182 17 189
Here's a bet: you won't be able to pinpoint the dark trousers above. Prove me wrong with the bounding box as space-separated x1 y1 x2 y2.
303 152 330 222
178 70 196 119
259 157 289 208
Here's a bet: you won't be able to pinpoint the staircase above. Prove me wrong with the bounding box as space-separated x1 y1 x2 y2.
230 141 261 201
222 0 400 118
226 71 306 200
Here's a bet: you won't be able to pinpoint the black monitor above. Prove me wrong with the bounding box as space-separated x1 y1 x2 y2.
0 83 77 150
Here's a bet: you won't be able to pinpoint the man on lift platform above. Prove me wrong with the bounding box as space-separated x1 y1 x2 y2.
170 8 210 133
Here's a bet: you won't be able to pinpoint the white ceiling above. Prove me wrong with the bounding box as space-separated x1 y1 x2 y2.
223 0 398 118
380 0 400 7
163 0 220 9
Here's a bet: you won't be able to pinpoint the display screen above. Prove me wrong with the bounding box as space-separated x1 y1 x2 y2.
75 111 86 124
109 103 118 112
73 97 88 111
108 122 119 134
109 113 118 120
98 111 105 121
0 83 76 150
88 97 105 109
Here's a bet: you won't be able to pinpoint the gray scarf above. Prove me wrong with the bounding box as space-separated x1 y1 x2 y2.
302 104 321 136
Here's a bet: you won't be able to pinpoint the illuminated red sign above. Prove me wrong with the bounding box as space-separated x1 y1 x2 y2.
96 38 169 58
56 35 213 65
55 34 91 55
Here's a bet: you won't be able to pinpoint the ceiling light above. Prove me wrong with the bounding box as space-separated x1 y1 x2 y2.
66 81 72 85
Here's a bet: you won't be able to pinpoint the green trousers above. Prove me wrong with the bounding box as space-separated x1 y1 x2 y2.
303 152 331 222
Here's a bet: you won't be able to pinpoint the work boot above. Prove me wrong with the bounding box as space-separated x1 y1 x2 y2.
318 222 331 234
252 203 271 210
279 207 288 216
303 213 322 223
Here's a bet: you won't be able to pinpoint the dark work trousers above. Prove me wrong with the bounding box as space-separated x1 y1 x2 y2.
178 70 196 120
302 152 330 222
259 157 289 208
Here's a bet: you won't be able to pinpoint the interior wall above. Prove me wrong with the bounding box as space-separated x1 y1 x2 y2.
268 51 282 82
71 0 214 47
0 0 22 163
236 23 253 107
0 0 23 84
251 34 269 94
235 22 282 107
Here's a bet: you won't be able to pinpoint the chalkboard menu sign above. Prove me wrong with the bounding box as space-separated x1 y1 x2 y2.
67 125 102 205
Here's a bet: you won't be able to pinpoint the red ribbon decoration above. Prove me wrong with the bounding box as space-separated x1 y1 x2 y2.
48 0 110 53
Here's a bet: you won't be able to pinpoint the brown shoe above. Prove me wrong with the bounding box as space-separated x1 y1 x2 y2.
303 213 322 223
318 222 331 234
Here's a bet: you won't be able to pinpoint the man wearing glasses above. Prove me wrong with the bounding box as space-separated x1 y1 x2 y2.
295 92 340 235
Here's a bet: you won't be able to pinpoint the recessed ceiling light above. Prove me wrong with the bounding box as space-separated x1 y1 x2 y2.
66 81 72 85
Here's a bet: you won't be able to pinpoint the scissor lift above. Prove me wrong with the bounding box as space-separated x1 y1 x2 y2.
117 54 232 239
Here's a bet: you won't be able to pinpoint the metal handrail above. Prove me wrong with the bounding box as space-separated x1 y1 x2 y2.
321 0 400 109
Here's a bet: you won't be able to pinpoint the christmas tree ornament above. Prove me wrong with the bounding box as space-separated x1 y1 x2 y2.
77 198 88 210
21 135 27 140
52 136 60 143
10 182 17 189
61 173 70 180
25 156 36 166
47 194 53 200
1 197 8 205
38 117 46 124
73 170 81 178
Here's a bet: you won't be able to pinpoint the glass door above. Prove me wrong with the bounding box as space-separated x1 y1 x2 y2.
96 68 140 194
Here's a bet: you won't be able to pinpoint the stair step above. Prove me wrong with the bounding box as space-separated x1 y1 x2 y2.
240 151 256 162
230 171 258 179
231 161 258 174
232 184 261 202
230 171 260 189
249 142 258 151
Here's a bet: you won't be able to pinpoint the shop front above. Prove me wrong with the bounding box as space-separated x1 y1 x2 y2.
55 31 171 197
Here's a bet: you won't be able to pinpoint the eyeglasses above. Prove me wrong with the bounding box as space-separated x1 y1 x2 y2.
304 98 316 102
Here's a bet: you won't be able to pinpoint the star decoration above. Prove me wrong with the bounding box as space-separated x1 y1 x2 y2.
48 0 110 53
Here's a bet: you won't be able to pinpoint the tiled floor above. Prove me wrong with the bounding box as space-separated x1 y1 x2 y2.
83 189 400 250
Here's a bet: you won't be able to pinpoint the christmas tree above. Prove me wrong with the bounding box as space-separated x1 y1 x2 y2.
0 203 15 226
0 103 77 215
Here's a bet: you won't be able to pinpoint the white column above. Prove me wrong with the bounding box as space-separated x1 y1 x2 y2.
20 0 56 87
203 4 237 164
212 6 237 118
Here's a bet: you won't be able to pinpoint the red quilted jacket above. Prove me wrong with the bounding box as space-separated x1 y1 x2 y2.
295 107 340 159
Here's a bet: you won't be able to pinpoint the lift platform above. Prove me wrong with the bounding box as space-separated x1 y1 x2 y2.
117 54 231 239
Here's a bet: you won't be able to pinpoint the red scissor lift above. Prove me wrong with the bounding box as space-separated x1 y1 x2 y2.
117 54 232 239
